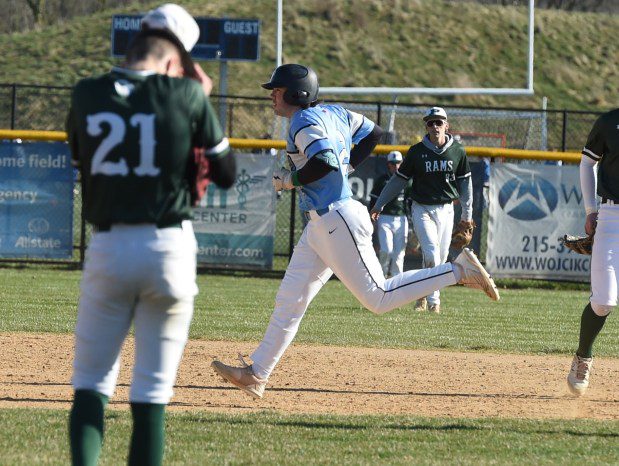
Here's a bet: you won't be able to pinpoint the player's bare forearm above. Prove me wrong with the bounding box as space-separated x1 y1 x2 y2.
192 63 213 96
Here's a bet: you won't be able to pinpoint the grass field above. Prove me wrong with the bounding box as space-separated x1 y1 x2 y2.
1 267 618 465
1 409 617 465
2 267 617 355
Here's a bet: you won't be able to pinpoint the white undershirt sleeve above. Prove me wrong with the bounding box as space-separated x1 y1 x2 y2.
458 176 473 221
579 154 598 215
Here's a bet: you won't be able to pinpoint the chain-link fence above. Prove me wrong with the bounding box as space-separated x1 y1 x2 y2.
0 83 604 270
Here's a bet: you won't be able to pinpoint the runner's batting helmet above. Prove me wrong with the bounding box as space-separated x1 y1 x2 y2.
262 64 319 106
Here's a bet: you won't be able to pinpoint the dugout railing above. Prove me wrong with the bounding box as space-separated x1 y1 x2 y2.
0 83 603 271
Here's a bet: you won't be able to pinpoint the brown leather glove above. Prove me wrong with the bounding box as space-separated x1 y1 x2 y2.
561 234 593 255
451 220 475 250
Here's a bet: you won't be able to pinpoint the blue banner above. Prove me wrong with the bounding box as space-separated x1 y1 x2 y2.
0 142 74 259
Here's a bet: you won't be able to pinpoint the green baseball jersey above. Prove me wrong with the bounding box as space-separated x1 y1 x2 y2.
397 135 470 205
582 108 619 201
369 173 410 216
66 68 229 227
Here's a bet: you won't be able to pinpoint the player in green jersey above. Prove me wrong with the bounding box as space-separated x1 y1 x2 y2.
567 107 619 396
369 150 412 277
66 5 235 465
371 107 474 314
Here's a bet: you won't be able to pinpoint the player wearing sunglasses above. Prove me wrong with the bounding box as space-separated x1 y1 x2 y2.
371 107 475 314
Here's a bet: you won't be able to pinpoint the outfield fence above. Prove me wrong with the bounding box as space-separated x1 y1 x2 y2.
0 83 602 271
1 83 602 151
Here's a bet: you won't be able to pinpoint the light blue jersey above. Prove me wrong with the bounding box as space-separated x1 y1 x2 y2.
286 104 375 211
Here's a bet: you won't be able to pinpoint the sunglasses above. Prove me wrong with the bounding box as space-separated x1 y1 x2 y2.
426 120 445 127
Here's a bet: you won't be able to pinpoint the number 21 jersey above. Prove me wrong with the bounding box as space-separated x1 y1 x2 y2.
66 67 229 227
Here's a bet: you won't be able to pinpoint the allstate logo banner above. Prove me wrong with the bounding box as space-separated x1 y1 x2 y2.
0 142 74 259
192 153 274 269
487 163 589 281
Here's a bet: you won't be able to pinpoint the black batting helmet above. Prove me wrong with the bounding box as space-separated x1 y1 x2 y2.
261 64 319 106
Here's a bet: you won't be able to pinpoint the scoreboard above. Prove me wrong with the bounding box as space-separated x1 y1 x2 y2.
112 15 260 61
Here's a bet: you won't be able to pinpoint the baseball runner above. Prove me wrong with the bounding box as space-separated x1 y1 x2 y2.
369 150 411 277
66 5 235 465
566 107 619 396
371 107 474 314
211 64 499 399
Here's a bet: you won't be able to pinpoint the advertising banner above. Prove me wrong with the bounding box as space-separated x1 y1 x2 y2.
193 153 274 269
487 163 589 281
0 142 74 259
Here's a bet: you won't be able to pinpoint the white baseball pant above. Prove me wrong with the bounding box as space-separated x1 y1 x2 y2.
590 203 619 316
411 201 454 307
72 222 198 404
376 214 409 277
251 198 456 379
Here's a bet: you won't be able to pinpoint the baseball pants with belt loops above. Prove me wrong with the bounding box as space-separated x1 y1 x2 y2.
376 214 409 276
411 201 454 306
251 198 456 379
72 221 198 404
590 202 619 312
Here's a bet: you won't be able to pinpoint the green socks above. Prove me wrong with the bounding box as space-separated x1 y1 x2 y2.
577 303 608 358
69 389 109 466
128 402 166 466
70 392 165 465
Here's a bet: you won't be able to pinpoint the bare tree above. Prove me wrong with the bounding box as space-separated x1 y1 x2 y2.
0 0 144 33
24 0 46 26
2 0 615 34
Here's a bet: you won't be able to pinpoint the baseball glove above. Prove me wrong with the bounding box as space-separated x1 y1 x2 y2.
561 234 593 255
451 220 475 250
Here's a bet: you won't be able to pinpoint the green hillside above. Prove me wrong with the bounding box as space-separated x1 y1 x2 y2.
1 0 616 111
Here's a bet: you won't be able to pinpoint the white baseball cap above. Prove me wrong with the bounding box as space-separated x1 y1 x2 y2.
387 150 403 163
141 3 200 52
423 106 448 121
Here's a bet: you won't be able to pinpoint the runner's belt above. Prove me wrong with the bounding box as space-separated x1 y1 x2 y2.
303 199 350 222
93 221 183 232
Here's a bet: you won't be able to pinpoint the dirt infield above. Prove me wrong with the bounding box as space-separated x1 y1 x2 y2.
1 333 617 420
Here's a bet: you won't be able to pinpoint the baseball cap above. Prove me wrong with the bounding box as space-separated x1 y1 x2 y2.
141 4 200 52
139 4 200 78
387 150 403 163
423 106 448 121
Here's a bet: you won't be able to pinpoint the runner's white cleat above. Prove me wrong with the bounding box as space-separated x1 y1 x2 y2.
567 354 593 396
453 248 500 301
211 355 267 399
